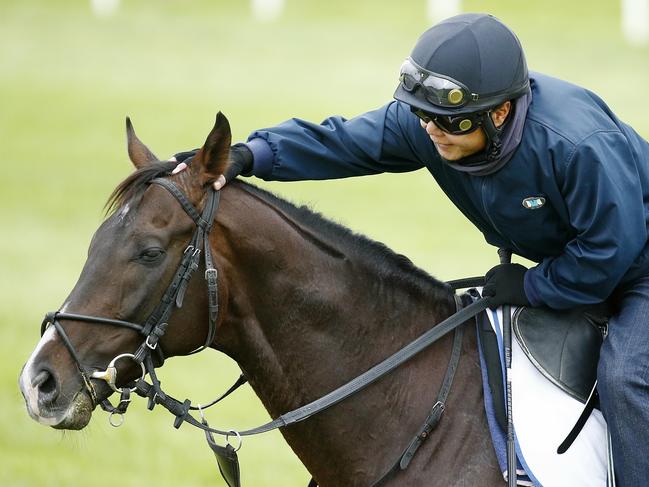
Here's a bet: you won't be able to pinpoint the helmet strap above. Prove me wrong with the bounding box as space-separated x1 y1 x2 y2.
446 112 503 168
481 112 503 162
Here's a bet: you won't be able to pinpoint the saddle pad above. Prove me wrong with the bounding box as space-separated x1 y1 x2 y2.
480 301 608 486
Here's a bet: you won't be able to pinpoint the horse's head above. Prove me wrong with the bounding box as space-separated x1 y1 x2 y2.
19 113 232 429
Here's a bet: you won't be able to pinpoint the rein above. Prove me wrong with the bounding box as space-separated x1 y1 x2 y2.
40 177 491 483
126 293 490 439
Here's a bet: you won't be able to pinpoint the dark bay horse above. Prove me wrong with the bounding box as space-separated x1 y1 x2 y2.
19 114 501 486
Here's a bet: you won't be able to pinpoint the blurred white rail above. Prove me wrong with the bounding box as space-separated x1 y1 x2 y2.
252 0 285 23
427 0 462 23
622 0 649 46
89 0 647 49
90 0 120 17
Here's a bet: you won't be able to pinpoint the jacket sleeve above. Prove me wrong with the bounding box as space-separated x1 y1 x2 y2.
246 101 425 180
524 130 648 309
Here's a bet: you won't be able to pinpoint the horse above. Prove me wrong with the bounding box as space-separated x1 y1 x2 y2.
19 113 502 486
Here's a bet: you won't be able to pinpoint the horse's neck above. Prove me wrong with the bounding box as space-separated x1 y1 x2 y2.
224 247 456 411
211 188 491 483
215 185 456 402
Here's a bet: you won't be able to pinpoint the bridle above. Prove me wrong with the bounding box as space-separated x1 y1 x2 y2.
40 177 221 424
40 176 492 485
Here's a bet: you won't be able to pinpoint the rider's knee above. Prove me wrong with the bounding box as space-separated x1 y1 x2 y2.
598 349 647 406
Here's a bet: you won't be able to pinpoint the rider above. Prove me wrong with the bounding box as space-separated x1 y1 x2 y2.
173 13 649 485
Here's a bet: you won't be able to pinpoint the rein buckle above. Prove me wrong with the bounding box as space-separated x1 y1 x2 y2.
145 335 158 350
205 268 218 282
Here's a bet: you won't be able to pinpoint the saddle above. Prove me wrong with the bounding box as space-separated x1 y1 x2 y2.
479 304 609 432
514 305 608 403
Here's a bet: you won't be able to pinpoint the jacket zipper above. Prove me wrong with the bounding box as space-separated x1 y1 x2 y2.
480 178 524 254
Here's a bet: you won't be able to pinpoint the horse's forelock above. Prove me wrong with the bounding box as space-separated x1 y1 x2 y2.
104 160 179 215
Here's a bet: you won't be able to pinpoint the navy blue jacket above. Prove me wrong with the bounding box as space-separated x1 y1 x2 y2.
246 72 649 309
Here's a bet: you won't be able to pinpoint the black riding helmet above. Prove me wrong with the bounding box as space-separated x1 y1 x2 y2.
394 13 530 160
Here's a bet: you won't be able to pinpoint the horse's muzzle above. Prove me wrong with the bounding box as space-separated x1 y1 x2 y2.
19 361 94 430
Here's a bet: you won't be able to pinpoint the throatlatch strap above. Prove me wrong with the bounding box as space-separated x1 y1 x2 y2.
189 374 248 411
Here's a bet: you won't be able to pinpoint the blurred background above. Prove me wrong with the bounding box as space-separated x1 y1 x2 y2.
1 0 647 485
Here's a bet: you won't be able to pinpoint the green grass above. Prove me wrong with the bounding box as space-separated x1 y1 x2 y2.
1 1 647 485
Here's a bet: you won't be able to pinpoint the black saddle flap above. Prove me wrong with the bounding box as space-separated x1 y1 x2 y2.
513 305 607 403
205 429 242 487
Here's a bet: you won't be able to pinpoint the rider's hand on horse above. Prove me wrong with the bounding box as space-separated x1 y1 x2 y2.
482 263 531 308
170 143 254 190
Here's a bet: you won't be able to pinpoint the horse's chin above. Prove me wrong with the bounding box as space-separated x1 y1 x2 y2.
25 390 94 430
51 391 93 430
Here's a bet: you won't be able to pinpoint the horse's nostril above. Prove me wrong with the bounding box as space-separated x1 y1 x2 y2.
32 370 49 388
33 369 59 402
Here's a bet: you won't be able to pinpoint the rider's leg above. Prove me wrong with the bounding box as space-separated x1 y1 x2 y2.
598 275 649 486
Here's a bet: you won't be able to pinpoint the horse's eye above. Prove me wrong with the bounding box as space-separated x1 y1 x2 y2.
138 248 165 264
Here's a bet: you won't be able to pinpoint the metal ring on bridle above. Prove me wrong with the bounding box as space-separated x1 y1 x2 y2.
109 412 125 427
226 430 243 452
91 353 146 394
111 353 147 392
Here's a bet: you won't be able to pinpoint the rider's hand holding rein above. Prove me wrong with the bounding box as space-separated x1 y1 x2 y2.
170 143 254 190
482 263 532 308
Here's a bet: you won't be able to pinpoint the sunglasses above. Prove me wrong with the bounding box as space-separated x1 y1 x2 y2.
411 107 485 135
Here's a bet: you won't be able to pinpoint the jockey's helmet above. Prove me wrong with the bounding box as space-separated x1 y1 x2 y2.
394 13 529 116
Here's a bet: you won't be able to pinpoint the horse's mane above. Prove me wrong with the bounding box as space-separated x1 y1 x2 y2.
104 164 452 299
234 181 452 298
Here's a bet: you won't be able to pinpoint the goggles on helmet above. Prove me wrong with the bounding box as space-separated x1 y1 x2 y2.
410 107 484 135
399 58 477 109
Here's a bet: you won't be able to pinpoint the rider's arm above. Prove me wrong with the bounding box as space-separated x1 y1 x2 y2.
245 101 425 180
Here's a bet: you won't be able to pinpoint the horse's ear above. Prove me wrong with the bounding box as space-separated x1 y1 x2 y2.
126 117 158 169
196 112 232 186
